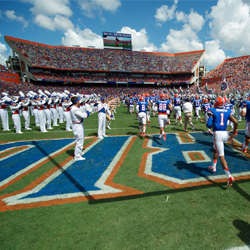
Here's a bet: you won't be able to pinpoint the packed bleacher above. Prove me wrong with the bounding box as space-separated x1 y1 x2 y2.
32 72 193 85
6 36 204 73
202 55 250 94
0 78 191 98
0 64 15 74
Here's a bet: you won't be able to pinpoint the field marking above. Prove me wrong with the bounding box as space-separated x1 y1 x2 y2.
138 133 250 189
0 136 143 211
0 145 35 161
226 245 250 250
0 140 76 191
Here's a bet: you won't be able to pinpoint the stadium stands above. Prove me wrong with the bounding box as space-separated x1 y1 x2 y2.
0 64 15 74
202 55 250 94
5 36 204 75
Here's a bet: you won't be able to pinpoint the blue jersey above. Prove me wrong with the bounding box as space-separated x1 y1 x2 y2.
137 101 148 113
156 100 170 113
202 103 211 113
225 104 233 110
173 97 181 106
194 99 201 108
243 101 250 122
149 96 155 103
236 100 243 108
129 98 134 105
207 108 232 131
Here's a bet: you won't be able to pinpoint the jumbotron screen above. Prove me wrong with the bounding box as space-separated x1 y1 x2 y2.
103 32 132 50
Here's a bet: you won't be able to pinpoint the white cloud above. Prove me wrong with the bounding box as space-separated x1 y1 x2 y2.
29 0 72 16
160 24 203 52
175 11 187 23
119 26 157 51
208 0 250 55
61 28 103 48
175 9 204 31
35 14 74 31
155 0 178 23
0 42 8 66
78 0 121 18
188 9 205 31
5 10 28 28
203 40 226 68
23 0 74 31
156 3 205 53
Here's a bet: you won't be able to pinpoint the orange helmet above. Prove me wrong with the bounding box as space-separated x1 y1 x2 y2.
147 93 150 97
160 93 165 100
214 97 225 108
174 94 178 98
204 98 208 103
165 94 169 99
139 96 144 102
195 95 199 100
152 94 155 97
130 96 132 99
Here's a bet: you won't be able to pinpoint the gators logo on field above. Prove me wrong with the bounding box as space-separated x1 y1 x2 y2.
0 131 249 211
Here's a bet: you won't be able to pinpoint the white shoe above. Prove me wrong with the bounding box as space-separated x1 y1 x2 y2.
3 129 11 131
47 127 53 130
66 129 72 131
53 125 59 126
107 126 111 129
42 130 48 133
74 156 86 161
17 132 23 134
25 128 32 130
98 136 104 139
103 135 108 137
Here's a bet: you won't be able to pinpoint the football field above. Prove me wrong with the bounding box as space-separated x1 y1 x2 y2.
0 105 250 250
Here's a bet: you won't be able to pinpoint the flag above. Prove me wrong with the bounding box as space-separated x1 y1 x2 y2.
205 83 213 94
196 86 202 94
221 77 228 92
179 87 183 95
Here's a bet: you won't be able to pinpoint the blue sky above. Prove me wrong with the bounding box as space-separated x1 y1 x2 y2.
0 0 250 70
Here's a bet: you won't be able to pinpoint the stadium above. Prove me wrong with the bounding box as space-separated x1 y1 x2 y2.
1 30 250 250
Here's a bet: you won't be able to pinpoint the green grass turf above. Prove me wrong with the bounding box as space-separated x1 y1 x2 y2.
0 105 250 250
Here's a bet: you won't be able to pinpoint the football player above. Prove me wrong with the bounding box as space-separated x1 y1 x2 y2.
206 97 238 187
239 96 250 153
137 96 150 137
156 94 172 141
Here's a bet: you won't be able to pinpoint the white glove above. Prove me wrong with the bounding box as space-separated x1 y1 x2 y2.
85 106 93 113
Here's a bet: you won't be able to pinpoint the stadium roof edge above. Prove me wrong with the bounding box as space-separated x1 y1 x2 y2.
4 35 205 57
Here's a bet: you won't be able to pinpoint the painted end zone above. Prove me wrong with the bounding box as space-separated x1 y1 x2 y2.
139 131 250 189
0 131 249 211
0 136 143 212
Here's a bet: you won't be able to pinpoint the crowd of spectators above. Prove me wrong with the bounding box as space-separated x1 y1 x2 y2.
0 78 194 98
202 55 250 95
9 39 203 73
32 72 193 84
0 64 15 74
1 77 249 99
